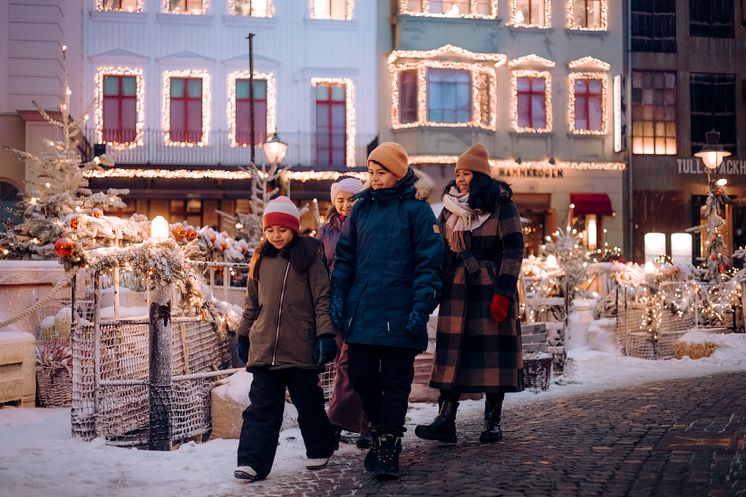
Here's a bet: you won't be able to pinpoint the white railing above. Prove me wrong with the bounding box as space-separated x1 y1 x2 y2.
85 128 377 168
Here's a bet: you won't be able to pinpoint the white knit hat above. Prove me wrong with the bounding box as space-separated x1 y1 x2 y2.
263 196 300 232
330 177 363 201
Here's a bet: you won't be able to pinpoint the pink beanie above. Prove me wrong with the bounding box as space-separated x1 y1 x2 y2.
263 196 300 232
330 177 363 202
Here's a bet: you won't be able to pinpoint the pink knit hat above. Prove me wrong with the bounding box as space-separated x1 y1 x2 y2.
330 177 363 202
263 196 300 232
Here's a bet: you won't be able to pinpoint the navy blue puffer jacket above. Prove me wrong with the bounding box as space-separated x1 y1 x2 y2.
331 169 445 351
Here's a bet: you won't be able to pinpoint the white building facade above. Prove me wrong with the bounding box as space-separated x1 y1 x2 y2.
83 0 376 225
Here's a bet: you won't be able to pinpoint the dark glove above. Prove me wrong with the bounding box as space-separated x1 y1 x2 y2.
405 309 429 334
313 334 337 367
330 293 345 330
236 335 249 364
490 294 510 323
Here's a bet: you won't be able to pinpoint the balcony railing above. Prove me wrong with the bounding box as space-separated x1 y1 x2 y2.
84 128 377 168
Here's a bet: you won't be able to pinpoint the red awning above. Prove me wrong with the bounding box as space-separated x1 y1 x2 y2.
570 193 614 216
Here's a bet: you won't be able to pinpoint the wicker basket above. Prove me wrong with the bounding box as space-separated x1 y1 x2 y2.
36 364 72 407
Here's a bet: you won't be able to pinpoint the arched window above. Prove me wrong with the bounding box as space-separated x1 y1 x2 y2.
0 181 21 230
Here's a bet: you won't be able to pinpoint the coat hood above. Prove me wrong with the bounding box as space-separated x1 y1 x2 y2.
356 167 435 203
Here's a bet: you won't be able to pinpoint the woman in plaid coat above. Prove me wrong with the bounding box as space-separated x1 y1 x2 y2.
415 143 524 445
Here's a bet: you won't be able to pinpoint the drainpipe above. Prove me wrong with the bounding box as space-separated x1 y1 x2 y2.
625 0 635 260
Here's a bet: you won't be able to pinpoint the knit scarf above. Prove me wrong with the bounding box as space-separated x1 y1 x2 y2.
442 186 491 253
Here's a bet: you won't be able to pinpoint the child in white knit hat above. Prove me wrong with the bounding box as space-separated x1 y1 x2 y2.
234 195 338 482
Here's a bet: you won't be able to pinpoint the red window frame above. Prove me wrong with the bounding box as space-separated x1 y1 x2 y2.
574 78 603 131
169 77 203 143
315 84 346 166
517 76 546 129
102 75 137 144
235 79 267 146
398 70 418 124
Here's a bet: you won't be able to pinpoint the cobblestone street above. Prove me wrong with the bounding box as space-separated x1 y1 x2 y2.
230 371 746 497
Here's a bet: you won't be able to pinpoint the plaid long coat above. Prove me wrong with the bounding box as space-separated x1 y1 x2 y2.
429 193 525 393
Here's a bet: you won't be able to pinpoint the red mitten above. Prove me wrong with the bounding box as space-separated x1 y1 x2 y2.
490 294 510 323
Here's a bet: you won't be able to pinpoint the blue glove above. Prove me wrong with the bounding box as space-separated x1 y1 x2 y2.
313 334 337 367
236 335 249 364
405 309 429 334
330 293 345 330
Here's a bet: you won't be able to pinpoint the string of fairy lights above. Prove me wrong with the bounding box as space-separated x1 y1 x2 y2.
161 69 212 147
310 78 356 167
95 66 145 148
226 71 276 148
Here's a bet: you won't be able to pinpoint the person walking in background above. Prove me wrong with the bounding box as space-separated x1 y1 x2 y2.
234 196 338 482
415 144 524 445
331 142 444 480
315 177 372 449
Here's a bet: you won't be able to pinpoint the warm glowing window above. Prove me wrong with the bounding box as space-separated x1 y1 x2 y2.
517 76 547 130
231 0 271 16
632 71 676 155
170 78 203 143
98 0 140 11
311 0 352 20
166 0 206 14
398 70 418 124
427 69 471 123
573 78 603 131
569 0 606 29
315 84 347 166
235 79 267 146
514 0 548 26
102 75 138 144
402 0 494 16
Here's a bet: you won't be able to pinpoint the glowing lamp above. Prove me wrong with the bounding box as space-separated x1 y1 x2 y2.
694 130 731 170
644 232 666 262
546 254 558 268
670 233 693 265
262 133 288 165
151 216 169 240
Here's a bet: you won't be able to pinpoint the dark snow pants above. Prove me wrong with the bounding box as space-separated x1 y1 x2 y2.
347 344 417 437
237 367 335 478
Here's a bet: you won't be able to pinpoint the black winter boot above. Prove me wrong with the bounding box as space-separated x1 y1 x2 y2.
374 432 402 480
363 426 379 471
479 395 503 443
414 400 459 443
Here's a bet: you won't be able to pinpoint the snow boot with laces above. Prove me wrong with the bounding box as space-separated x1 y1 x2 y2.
414 399 459 443
374 432 402 480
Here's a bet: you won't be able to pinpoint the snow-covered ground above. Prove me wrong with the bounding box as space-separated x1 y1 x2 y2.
1 331 745 497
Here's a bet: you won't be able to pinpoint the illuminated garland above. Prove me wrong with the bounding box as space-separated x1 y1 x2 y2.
161 0 208 14
83 168 371 181
227 0 274 16
398 0 498 18
162 69 212 146
568 56 611 71
509 0 551 28
389 46 504 130
96 0 144 12
508 54 555 69
567 72 608 136
311 78 356 167
226 71 276 148
408 155 626 171
566 0 608 31
510 69 552 133
308 0 354 20
95 66 145 148
282 170 368 182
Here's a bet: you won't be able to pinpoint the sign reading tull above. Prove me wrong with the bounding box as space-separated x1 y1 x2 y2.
677 158 746 175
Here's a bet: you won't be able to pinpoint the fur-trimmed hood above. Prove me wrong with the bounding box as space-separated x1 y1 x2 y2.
356 167 435 202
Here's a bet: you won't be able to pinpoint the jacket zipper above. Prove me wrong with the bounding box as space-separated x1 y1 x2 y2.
271 260 291 366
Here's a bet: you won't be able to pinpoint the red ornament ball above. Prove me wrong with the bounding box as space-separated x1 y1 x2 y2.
68 216 80 230
54 237 74 257
92 208 104 218
172 224 186 241
709 254 719 261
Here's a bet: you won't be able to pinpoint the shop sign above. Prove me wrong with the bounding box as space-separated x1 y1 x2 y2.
496 167 565 179
677 158 746 175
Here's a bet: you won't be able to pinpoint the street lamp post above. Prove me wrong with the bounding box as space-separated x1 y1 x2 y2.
262 132 289 195
694 130 731 186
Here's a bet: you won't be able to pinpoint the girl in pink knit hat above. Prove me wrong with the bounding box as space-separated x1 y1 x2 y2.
315 177 371 449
